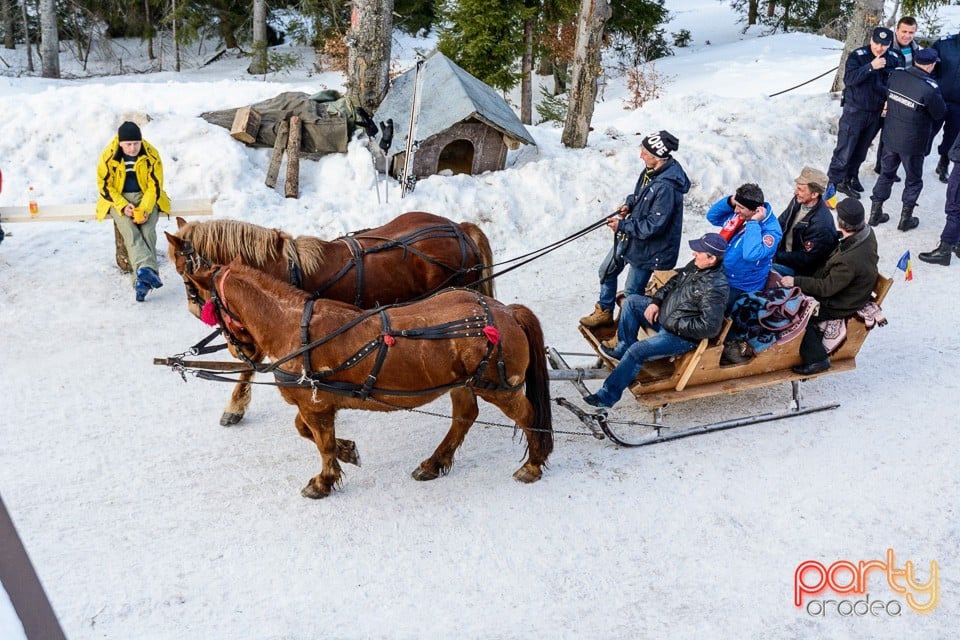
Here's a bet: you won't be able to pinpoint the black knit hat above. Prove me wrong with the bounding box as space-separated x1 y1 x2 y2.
641 130 679 159
117 121 142 142
836 197 865 227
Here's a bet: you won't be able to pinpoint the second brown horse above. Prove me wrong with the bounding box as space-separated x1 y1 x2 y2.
184 263 553 499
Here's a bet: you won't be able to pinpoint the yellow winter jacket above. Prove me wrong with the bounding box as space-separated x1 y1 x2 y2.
95 137 171 221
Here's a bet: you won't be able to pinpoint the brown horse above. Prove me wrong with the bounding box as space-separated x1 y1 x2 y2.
165 211 495 426
183 263 553 498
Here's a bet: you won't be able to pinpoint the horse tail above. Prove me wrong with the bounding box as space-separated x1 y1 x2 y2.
510 304 554 459
462 222 496 299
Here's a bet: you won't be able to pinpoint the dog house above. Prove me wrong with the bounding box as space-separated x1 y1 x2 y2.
374 51 536 180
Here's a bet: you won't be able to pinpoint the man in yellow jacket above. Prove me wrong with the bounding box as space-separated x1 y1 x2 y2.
96 121 171 301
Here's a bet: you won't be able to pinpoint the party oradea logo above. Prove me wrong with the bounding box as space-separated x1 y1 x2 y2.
795 549 938 617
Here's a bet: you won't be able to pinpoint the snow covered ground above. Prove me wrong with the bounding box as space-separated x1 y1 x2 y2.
1 2 958 638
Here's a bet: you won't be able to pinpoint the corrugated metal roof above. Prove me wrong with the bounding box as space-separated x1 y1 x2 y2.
374 50 536 158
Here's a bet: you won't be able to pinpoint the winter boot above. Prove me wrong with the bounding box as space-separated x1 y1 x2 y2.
135 280 150 302
847 176 865 192
918 242 954 266
136 267 163 289
836 179 860 199
868 201 889 226
936 155 950 184
601 334 619 350
897 205 920 232
580 303 614 328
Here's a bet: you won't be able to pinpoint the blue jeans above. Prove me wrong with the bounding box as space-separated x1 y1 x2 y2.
597 246 653 311
595 295 697 406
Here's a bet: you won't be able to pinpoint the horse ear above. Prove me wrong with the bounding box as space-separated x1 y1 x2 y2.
186 265 216 292
165 231 180 248
176 216 187 229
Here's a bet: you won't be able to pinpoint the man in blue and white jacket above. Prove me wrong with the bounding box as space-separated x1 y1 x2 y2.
706 183 783 310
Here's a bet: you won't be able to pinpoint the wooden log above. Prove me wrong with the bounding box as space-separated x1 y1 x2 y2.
0 199 214 223
230 106 261 144
285 115 302 199
264 119 290 189
113 220 132 273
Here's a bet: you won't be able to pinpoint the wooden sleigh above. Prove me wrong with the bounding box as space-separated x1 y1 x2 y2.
548 271 893 446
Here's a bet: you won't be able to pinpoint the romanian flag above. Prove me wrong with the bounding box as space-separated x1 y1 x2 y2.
824 182 838 209
897 250 913 281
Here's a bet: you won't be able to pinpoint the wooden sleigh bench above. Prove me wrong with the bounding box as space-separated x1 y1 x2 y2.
579 270 893 409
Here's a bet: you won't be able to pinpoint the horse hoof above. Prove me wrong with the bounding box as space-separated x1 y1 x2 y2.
300 482 330 499
411 466 439 481
220 412 243 426
337 440 361 467
512 465 542 484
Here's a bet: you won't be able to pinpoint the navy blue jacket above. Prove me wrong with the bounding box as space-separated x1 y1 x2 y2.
775 197 838 277
617 157 691 271
843 46 899 112
881 66 946 156
932 34 960 103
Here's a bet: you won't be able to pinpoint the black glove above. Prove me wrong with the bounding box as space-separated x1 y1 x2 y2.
355 107 378 137
379 119 394 153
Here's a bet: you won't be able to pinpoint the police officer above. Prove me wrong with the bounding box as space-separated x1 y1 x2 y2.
869 48 946 230
873 17 920 176
930 28 960 182
828 27 899 199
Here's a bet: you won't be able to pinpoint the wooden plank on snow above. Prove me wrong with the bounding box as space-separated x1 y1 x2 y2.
0 198 213 223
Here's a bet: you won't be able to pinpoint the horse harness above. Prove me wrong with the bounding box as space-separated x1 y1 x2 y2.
311 222 484 306
205 267 520 401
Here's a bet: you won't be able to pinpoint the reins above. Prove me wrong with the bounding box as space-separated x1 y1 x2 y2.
462 213 613 291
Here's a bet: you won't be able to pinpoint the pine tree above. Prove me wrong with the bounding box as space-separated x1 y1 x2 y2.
437 0 533 93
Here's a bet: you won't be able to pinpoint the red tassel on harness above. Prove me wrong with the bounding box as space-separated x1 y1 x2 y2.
200 300 218 326
383 334 396 346
483 326 500 345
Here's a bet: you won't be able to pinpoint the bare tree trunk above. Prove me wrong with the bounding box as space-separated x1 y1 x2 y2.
3 0 14 49
248 0 268 74
831 0 884 92
767 0 775 18
39 0 59 78
173 0 181 72
346 0 394 112
562 0 611 149
145 0 154 60
21 0 33 71
520 17 534 125
748 0 758 26
886 0 900 27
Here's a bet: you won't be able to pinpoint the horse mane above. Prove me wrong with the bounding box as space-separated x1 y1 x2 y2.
290 236 327 274
180 219 298 269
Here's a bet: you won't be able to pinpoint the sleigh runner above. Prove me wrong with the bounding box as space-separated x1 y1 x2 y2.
550 270 893 445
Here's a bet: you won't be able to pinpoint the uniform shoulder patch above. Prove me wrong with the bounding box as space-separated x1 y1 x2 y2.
926 79 940 89
803 240 815 252
763 235 775 248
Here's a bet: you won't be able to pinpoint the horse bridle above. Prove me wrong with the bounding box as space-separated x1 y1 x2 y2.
174 239 211 309
204 266 260 368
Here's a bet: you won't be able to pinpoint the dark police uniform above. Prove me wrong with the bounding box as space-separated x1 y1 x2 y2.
871 66 946 212
930 34 960 163
827 45 899 193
